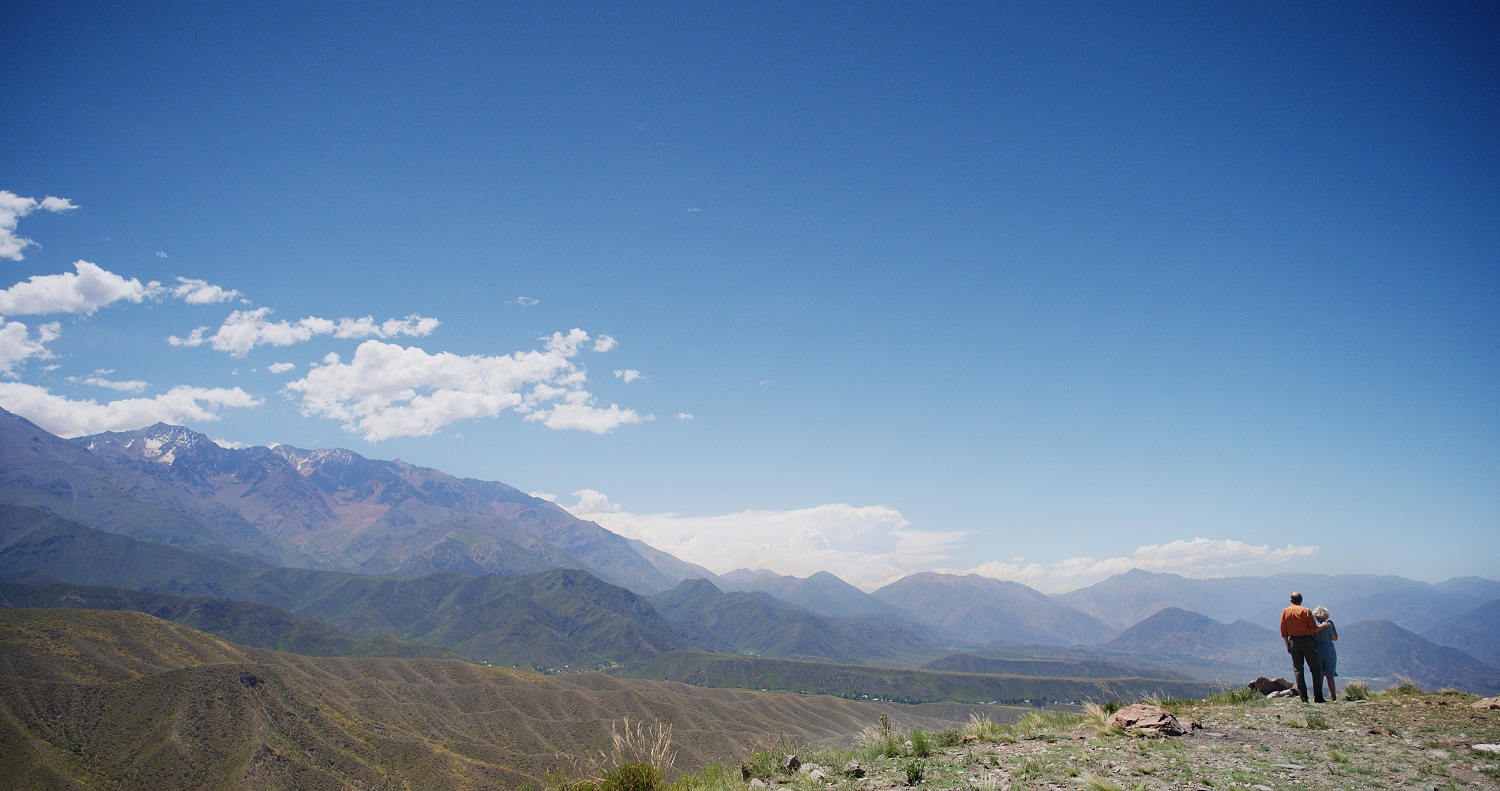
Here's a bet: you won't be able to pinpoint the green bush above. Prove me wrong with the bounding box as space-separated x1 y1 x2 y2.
1342 682 1370 701
901 758 926 785
908 728 932 757
600 762 661 791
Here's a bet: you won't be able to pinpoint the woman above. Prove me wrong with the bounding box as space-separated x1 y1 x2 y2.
1312 605 1339 701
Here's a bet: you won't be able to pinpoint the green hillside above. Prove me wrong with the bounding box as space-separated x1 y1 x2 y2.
615 651 1217 706
0 581 454 659
0 609 1001 790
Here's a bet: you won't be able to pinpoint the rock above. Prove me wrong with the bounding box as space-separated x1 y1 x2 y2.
783 754 801 773
1271 763 1305 770
807 769 828 781
1105 704 1185 736
1248 676 1294 695
1268 689 1299 699
1474 744 1500 754
1471 697 1500 710
842 761 866 779
749 780 767 789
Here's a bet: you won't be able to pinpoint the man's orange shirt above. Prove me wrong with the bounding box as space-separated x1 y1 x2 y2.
1280 604 1319 638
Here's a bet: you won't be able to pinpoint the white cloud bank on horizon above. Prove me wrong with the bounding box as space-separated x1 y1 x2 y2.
169 307 441 357
551 490 965 591
0 381 262 437
284 328 650 441
0 190 78 261
552 491 1321 592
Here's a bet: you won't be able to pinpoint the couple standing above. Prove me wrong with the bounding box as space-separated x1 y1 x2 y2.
1279 591 1339 703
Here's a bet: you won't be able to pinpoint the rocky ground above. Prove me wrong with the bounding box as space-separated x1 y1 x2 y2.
744 690 1500 791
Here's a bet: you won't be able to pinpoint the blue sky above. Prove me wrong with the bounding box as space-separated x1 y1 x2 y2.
3 2 1496 591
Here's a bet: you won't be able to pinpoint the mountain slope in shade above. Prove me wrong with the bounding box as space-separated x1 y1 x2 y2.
1101 607 1285 672
873 572 1115 646
0 409 294 565
0 506 684 669
0 581 453 659
650 579 938 666
921 651 1190 680
1421 597 1500 667
1338 620 1500 695
718 568 901 617
0 609 985 790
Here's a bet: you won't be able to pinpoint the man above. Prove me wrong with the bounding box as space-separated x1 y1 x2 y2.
1280 591 1327 703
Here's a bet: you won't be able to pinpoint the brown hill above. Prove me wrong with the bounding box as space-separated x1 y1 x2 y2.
0 608 997 790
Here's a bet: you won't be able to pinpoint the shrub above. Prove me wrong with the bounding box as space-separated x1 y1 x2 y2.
934 728 964 747
1342 682 1371 701
1384 679 1424 697
600 762 661 791
908 728 932 757
901 758 926 785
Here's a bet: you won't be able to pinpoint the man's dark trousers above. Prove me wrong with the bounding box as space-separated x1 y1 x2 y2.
1288 635 1325 703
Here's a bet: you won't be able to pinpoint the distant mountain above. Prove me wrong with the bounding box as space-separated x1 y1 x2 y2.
718 568 901 617
0 608 981 789
1339 620 1500 696
73 423 684 594
650 579 937 666
0 408 294 564
873 572 1115 646
0 581 453 659
1097 607 1286 681
1056 568 1500 634
1422 597 1500 667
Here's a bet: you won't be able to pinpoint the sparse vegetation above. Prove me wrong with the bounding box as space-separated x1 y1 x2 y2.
1343 682 1371 701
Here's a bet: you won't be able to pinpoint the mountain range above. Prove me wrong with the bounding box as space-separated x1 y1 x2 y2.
2 406 1498 696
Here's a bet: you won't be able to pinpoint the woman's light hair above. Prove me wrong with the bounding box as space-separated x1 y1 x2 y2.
1312 606 1329 620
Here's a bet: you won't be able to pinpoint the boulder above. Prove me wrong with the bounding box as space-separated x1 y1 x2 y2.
1470 697 1500 710
782 754 801 773
1105 704 1185 736
1248 676 1294 695
842 761 866 779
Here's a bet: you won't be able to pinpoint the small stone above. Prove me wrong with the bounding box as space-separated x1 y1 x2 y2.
842 761 865 778
749 780 767 789
807 769 828 781
1271 763 1305 770
783 755 801 773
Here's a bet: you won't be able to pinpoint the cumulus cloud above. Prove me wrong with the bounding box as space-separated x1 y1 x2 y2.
169 308 440 357
614 369 642 383
283 328 646 440
0 381 262 438
559 491 965 590
0 190 79 261
946 537 1322 593
0 260 159 316
0 319 62 375
593 334 617 352
676 412 694 421
266 362 296 374
170 277 241 304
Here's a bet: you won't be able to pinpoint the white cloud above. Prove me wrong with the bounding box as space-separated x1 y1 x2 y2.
614 369 642 383
284 328 646 440
945 537 1322 593
170 277 240 304
676 412 694 421
169 308 439 357
156 251 169 259
0 319 62 375
513 296 539 306
0 260 159 315
0 381 262 438
0 190 79 261
69 375 149 393
267 362 296 374
593 334 617 352
559 491 965 590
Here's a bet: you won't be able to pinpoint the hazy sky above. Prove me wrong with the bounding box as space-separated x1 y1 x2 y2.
3 2 1496 592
